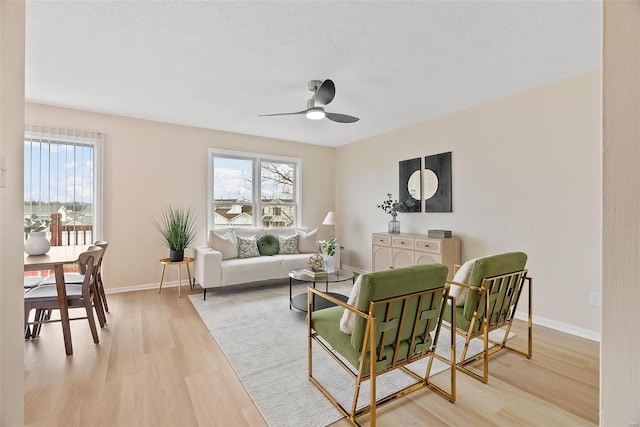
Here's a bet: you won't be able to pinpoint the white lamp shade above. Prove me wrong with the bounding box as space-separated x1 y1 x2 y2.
322 211 337 225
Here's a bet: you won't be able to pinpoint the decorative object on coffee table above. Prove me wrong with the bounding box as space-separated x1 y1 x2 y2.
318 237 337 273
308 253 324 271
153 205 197 262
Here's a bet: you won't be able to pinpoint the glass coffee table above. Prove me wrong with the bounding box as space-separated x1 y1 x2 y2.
289 268 355 312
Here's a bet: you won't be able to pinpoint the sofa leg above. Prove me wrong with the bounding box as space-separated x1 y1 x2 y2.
203 288 207 300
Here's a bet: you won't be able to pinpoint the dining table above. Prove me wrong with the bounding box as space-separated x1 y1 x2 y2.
24 244 91 355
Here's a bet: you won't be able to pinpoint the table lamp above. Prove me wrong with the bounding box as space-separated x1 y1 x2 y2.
322 211 337 238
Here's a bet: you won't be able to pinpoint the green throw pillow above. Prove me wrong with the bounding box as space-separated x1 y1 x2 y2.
257 234 279 256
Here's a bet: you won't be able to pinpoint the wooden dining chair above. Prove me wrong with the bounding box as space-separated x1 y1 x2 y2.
24 246 103 344
38 240 109 325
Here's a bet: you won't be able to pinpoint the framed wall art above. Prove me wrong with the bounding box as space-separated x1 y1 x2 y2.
398 157 422 212
424 151 452 212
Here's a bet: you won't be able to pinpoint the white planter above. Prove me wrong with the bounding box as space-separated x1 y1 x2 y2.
322 254 336 273
24 231 51 256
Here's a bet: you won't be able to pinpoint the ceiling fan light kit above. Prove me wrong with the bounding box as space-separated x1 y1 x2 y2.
306 107 325 120
260 79 359 123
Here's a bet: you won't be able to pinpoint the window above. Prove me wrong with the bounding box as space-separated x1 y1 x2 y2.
209 149 301 230
24 125 102 246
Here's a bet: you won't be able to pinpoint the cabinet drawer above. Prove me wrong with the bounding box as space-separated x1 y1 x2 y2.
372 234 391 246
392 236 414 250
415 238 441 254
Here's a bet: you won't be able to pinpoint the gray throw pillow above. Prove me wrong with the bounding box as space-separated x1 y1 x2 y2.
278 234 299 254
237 235 260 258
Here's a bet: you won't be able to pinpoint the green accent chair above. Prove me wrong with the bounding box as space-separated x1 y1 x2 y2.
308 264 455 427
444 251 532 383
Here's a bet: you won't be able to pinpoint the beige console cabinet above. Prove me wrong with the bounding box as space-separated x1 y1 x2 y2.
372 232 461 279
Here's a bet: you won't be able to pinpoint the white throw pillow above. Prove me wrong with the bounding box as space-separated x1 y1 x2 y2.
237 235 261 259
339 274 363 334
208 230 238 260
297 227 319 253
278 234 299 254
449 258 478 306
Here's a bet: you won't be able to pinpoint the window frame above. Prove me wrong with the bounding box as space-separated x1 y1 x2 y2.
208 148 302 231
24 127 103 243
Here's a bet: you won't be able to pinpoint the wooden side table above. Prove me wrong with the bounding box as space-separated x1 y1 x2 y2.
158 256 194 298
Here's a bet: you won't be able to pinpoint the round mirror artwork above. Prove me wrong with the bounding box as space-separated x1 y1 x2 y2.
423 169 439 200
407 170 421 200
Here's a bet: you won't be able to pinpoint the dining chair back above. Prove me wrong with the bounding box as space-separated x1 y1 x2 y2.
24 246 103 345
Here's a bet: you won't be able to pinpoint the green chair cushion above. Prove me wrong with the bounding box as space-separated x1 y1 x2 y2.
444 302 474 333
257 234 279 256
351 264 448 353
311 305 429 375
312 264 448 375
463 252 527 320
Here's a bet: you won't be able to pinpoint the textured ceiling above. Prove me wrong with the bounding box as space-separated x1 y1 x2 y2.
25 1 602 147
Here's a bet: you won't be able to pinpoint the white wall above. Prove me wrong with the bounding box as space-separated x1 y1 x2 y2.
601 1 640 424
25 104 336 289
0 1 25 425
336 70 601 336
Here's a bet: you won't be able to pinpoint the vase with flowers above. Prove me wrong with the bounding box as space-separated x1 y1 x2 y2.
318 237 337 273
377 193 416 234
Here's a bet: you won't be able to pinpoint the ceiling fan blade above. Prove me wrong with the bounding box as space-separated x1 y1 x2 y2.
258 110 308 117
325 112 359 123
315 79 335 106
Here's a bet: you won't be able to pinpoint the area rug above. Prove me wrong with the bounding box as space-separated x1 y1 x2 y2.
189 281 511 427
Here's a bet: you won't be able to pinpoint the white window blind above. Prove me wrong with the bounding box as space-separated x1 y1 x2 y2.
24 124 103 246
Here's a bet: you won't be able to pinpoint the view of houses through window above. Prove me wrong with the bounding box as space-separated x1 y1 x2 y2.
210 151 300 229
24 125 101 246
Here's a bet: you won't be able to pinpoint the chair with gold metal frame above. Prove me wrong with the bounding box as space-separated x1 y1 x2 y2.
444 251 532 384
308 264 455 427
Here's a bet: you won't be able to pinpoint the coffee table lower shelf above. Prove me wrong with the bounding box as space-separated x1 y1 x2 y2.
290 292 348 312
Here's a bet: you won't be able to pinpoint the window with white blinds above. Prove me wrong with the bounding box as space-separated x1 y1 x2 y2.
24 125 103 246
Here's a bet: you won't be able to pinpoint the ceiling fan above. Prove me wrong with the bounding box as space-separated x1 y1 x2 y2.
259 79 359 123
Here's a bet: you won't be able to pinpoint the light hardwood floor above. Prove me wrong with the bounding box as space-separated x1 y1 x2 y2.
24 285 599 426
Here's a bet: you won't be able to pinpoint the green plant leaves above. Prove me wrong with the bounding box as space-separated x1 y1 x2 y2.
153 205 198 250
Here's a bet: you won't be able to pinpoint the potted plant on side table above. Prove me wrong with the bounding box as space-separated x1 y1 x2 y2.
24 214 51 255
153 205 197 262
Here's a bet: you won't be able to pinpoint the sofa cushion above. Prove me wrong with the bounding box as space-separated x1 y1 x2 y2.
278 234 299 254
237 235 260 258
297 227 319 253
257 234 279 256
232 228 266 239
208 230 238 260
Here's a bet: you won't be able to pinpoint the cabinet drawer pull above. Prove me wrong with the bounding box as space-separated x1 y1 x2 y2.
401 241 405 245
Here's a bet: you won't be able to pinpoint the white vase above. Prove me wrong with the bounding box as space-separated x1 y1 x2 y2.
24 231 51 256
323 254 335 273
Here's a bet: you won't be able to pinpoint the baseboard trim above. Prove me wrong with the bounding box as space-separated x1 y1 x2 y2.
341 265 368 275
514 311 601 342
105 281 185 294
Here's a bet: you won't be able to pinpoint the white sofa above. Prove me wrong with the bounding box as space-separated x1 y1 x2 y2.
193 226 336 299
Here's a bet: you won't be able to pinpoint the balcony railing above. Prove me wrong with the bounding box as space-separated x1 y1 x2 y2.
49 213 93 246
